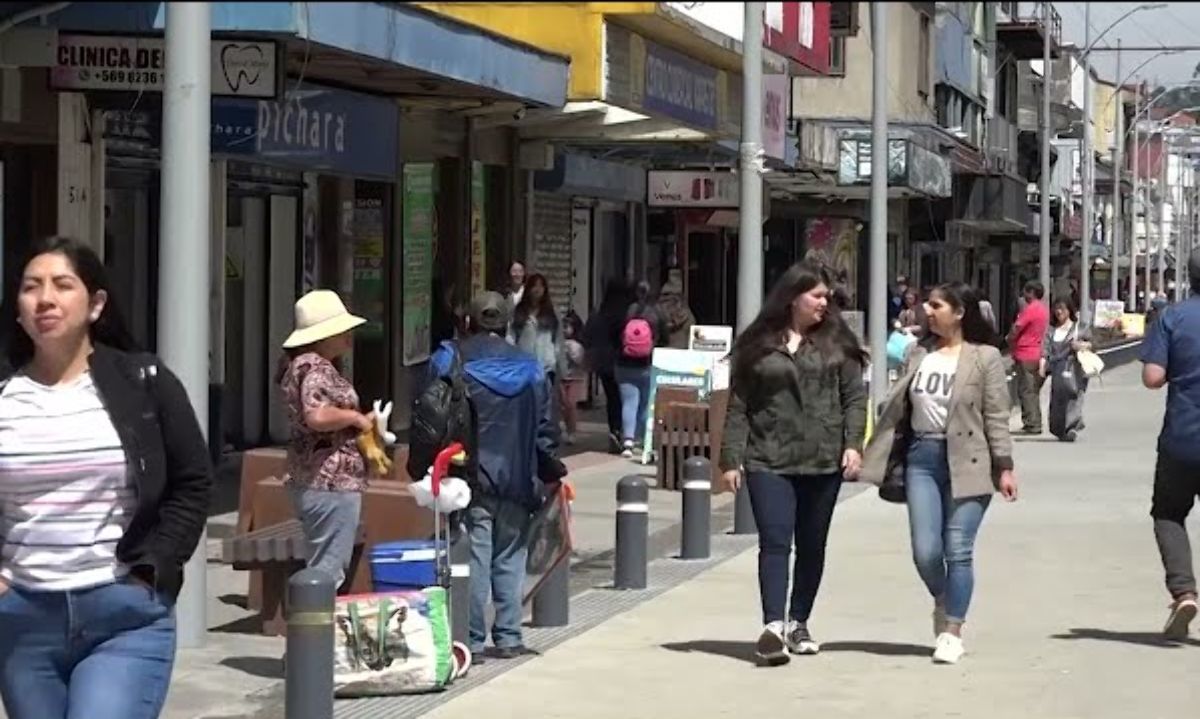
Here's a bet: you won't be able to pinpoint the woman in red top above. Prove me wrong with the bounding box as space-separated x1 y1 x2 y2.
277 290 374 589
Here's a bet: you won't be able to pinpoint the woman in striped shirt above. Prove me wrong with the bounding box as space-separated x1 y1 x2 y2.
0 237 212 719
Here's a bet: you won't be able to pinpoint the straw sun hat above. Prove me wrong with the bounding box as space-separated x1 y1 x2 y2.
282 290 366 349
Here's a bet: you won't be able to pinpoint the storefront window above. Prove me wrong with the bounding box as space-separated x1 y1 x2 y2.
351 180 392 409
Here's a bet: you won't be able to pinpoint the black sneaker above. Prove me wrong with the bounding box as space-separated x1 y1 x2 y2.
491 645 537 660
755 622 790 666
785 622 821 655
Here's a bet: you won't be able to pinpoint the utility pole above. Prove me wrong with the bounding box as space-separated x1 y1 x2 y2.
1159 145 1168 296
1130 84 1140 311
736 2 765 334
1038 0 1052 295
1111 39 1123 306
1081 2 1093 323
158 2 211 648
869 2 889 404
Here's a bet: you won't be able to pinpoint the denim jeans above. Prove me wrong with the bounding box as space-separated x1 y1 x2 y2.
289 486 363 589
746 471 843 625
0 579 176 719
906 438 991 623
614 364 651 444
466 494 531 652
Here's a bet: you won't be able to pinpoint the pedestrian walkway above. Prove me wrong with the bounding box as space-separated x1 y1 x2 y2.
424 363 1195 719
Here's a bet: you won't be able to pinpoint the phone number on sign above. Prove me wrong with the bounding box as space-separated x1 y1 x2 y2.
84 69 162 86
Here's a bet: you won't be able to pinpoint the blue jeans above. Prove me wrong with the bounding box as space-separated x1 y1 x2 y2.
746 471 843 625
466 494 531 652
0 579 176 719
614 364 651 444
906 438 991 623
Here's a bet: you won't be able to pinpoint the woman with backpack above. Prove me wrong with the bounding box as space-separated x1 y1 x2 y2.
861 281 1018 665
0 237 211 719
615 281 669 459
1039 297 1092 442
717 262 866 666
585 280 634 452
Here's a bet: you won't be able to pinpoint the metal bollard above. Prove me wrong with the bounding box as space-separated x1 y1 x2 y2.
680 456 712 559
531 557 570 626
286 568 335 719
614 476 649 589
732 478 757 535
449 523 471 647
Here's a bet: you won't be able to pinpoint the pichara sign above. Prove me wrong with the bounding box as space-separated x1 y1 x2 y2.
51 34 277 98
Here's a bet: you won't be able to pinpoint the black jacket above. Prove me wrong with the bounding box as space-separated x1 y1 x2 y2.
0 344 212 601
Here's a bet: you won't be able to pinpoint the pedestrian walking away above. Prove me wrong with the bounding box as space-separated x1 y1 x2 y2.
1041 297 1092 442
1009 281 1050 435
0 237 212 719
1141 253 1200 641
584 279 635 452
426 291 565 664
615 281 669 459
278 290 375 590
862 281 1019 665
718 262 867 667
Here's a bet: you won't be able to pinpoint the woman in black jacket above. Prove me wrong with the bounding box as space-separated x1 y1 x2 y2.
0 237 212 719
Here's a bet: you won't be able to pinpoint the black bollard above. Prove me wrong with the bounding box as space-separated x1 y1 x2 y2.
531 557 570 626
286 568 335 719
680 456 712 559
614 476 649 589
732 477 757 535
448 523 471 647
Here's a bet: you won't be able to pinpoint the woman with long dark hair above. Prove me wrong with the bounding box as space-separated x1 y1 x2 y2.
509 274 561 381
1040 296 1092 442
614 280 669 459
863 281 1018 665
718 262 867 666
0 237 211 719
584 279 633 451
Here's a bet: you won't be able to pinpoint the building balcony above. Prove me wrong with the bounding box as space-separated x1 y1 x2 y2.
956 174 1031 234
997 3 1061 60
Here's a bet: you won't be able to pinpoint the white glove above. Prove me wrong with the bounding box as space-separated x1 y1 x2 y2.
373 400 396 445
412 470 472 514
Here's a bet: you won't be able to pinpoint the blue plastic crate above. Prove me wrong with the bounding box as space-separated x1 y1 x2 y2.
369 539 447 592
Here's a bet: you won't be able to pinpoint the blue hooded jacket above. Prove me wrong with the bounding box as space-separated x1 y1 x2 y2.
428 334 559 510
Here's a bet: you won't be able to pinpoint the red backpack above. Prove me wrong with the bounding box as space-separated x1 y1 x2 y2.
621 317 654 359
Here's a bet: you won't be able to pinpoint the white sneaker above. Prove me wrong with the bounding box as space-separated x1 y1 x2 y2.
932 632 965 664
932 602 948 638
755 621 790 666
621 440 634 459
565 432 577 446
785 621 821 655
1164 597 1198 641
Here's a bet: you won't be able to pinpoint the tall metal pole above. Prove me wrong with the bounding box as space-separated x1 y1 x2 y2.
1080 2 1093 322
1038 0 1052 295
159 2 211 649
1130 84 1140 311
736 2 765 334
1175 163 1185 302
869 2 889 402
1111 40 1123 305
1159 145 1168 296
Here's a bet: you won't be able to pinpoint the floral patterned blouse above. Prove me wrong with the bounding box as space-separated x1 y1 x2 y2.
280 352 366 492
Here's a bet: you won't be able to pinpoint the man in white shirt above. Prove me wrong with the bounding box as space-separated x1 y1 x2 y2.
506 261 526 308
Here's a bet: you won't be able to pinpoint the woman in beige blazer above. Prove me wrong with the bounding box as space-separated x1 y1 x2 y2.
862 282 1018 665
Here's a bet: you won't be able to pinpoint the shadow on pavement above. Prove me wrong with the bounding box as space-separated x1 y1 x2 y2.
1051 628 1200 648
661 640 758 664
820 640 931 657
220 656 284 680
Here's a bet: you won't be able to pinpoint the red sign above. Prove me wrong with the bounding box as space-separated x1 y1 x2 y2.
764 2 831 75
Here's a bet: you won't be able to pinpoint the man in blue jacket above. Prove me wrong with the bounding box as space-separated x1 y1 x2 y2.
429 291 563 661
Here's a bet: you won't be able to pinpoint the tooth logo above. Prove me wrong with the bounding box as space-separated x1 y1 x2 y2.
220 43 267 93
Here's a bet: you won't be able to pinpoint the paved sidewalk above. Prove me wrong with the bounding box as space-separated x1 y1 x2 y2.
425 364 1196 719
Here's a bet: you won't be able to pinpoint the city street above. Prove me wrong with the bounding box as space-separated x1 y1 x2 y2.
424 363 1196 719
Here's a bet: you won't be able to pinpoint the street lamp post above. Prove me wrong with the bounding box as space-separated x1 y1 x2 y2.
1081 3 1093 321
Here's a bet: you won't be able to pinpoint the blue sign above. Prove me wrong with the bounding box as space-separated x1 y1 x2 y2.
642 40 718 130
212 83 398 179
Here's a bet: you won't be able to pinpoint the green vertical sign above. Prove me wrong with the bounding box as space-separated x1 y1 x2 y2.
403 164 436 366
471 161 487 299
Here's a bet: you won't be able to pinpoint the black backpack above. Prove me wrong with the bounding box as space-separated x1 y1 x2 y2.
407 343 477 482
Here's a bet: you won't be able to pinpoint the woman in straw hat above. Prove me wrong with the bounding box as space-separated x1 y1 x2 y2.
277 290 373 589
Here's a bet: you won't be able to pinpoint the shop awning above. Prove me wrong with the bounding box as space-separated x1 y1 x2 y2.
20 2 570 107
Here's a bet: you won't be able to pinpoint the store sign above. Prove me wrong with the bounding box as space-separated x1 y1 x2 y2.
647 170 738 208
51 34 277 98
643 40 719 130
665 2 831 74
763 74 788 161
211 84 398 178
